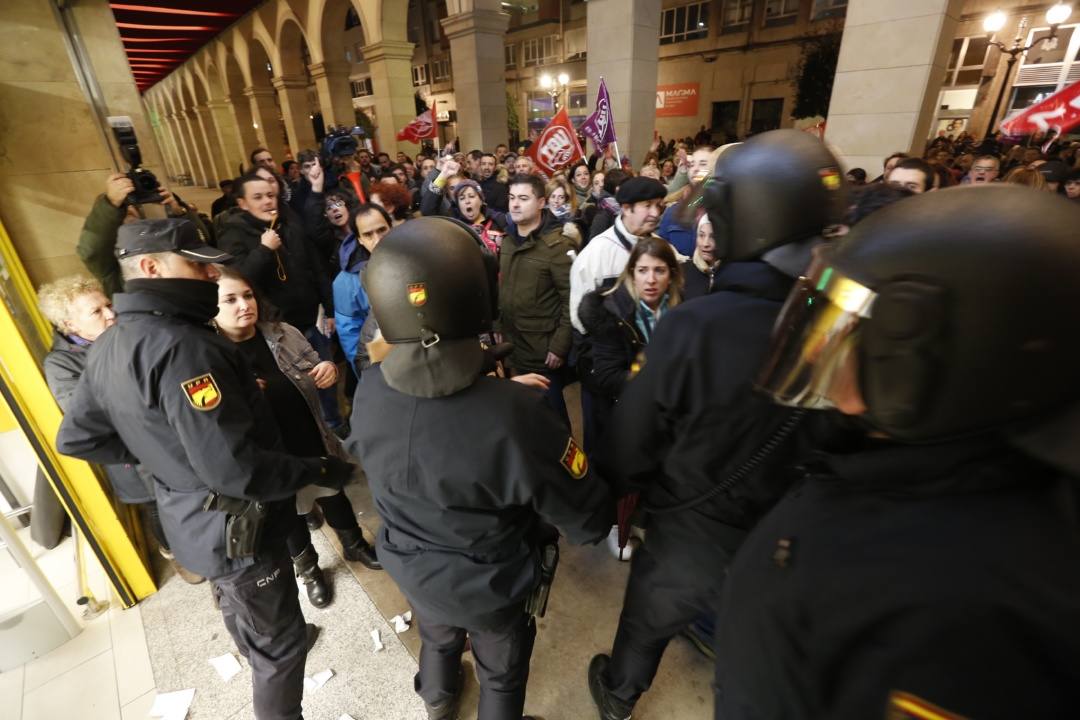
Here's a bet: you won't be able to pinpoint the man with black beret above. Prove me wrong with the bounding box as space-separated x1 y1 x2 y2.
57 218 351 720
570 176 669 333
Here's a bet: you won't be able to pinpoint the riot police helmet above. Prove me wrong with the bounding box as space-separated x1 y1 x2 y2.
364 216 497 346
700 129 847 262
757 185 1080 452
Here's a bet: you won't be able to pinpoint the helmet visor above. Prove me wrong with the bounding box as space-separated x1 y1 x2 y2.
756 253 877 409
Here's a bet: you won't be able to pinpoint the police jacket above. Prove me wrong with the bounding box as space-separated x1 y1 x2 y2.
44 331 154 504
598 260 808 560
348 347 612 630
715 436 1080 719
217 206 333 331
497 213 576 373
56 279 323 579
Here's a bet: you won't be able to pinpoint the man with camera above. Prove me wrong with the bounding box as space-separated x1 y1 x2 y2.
57 218 352 720
78 172 210 297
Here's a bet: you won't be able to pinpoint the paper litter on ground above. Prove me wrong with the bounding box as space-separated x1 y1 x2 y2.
390 610 413 633
371 627 384 652
208 653 242 682
149 688 195 720
303 668 335 691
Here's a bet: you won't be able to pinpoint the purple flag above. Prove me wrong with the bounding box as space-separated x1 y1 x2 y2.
580 78 617 152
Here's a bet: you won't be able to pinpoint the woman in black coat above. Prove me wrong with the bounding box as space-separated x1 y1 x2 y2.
578 237 683 435
681 214 720 300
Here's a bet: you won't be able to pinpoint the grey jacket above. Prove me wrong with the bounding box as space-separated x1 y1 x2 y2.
257 321 349 513
44 331 155 504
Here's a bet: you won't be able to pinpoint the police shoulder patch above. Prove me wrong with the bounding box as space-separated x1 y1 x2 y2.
887 691 967 720
560 437 588 479
181 373 222 411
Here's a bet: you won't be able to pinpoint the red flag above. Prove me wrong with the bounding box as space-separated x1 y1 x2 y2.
396 99 438 143
1000 81 1080 137
525 107 585 179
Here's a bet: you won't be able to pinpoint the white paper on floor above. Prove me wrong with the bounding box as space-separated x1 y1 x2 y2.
149 688 196 720
303 668 335 692
208 653 242 682
371 627 384 652
337 714 357 720
390 610 413 633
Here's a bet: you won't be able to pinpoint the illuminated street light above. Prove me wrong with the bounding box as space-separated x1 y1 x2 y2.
984 4 1073 132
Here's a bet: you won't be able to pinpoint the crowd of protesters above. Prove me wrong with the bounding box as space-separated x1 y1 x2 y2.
37 118 1080 720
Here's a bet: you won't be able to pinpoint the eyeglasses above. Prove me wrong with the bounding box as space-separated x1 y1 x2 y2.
326 200 347 210
972 165 997 172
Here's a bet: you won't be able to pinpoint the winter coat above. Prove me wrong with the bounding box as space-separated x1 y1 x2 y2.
256 320 349 514
216 206 333 331
497 212 576 374
44 331 155 503
576 285 644 401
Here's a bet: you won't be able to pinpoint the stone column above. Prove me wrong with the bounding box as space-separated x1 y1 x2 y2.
195 104 226 185
823 0 963 172
168 112 197 183
207 99 246 177
586 0 661 167
271 75 318 155
441 7 510 151
243 85 288 164
362 39 418 155
309 61 355 129
179 109 209 186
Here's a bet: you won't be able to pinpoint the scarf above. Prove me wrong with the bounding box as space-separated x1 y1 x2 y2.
635 293 669 343
124 277 220 324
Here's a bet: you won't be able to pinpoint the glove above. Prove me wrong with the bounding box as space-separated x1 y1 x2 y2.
315 456 354 488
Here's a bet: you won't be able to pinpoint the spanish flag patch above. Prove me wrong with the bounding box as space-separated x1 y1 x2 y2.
887 691 967 720
408 282 427 307
560 437 588 479
181 373 221 411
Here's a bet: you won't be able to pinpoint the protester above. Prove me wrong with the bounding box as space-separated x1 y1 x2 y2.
499 174 576 423
370 180 414 225
680 215 719 300
571 176 667 333
452 179 511 257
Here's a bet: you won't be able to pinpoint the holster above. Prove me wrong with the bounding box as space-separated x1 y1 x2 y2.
203 491 268 560
525 542 560 618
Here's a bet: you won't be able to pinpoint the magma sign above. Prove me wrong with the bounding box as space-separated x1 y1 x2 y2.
656 83 700 117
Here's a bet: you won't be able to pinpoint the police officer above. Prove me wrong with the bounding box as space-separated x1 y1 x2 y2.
717 185 1080 717
56 218 351 720
587 130 849 719
346 217 614 720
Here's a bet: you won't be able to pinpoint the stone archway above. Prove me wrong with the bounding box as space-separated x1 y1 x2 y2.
244 33 290 163
273 15 319 154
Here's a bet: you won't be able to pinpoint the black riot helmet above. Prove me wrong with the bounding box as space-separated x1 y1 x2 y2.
757 185 1080 452
365 217 497 345
699 129 847 262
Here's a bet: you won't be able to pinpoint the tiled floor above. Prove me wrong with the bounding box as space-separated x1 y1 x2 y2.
2 596 156 720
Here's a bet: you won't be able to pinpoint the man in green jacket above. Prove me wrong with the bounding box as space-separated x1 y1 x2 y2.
78 173 210 297
499 174 576 424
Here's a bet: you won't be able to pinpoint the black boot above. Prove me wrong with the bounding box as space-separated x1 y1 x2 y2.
305 507 324 532
588 654 634 720
292 544 332 608
336 527 383 570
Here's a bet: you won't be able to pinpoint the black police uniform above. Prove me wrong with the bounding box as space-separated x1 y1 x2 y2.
57 275 330 720
349 358 612 720
715 436 1080 718
594 260 808 706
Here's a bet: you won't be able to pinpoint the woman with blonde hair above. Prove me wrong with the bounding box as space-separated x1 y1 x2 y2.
1004 165 1049 190
577 237 683 434
38 275 203 581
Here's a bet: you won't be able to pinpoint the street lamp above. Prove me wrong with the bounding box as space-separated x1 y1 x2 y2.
984 3 1073 133
539 71 570 112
